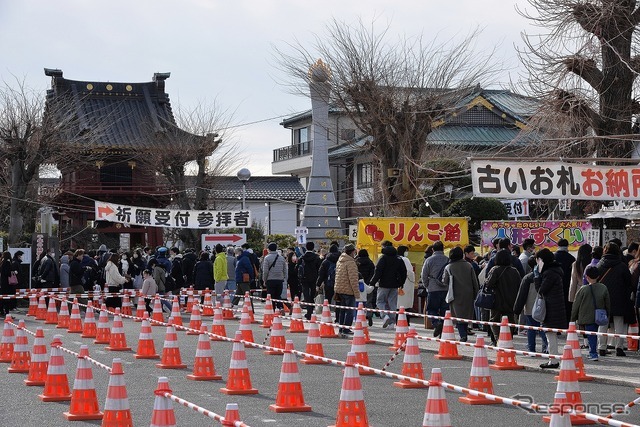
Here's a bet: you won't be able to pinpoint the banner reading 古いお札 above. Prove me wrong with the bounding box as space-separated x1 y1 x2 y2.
480 220 595 252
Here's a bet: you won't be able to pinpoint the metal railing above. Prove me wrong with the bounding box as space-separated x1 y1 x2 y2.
272 140 313 162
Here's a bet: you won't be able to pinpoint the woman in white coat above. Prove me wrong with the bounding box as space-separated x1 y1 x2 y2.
105 253 128 309
397 246 415 316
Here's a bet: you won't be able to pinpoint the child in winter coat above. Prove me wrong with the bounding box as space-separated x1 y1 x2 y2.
356 275 375 325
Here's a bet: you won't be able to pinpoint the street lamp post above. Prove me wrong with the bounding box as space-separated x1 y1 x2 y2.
237 168 251 237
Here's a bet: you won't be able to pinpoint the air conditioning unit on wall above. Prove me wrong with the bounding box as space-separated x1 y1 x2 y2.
387 168 401 177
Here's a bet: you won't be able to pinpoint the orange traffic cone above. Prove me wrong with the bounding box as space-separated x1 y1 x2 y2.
25 327 48 386
82 301 97 338
220 331 259 395
289 297 306 333
320 299 338 338
0 316 16 363
102 358 133 427
269 340 312 412
151 295 164 325
628 323 639 351
434 311 462 360
186 305 202 335
389 307 409 351
282 288 291 315
150 377 176 427
329 351 369 427
221 403 242 427
187 326 222 381
44 297 59 324
135 292 146 321
202 291 214 317
135 312 159 359
121 293 132 316
490 316 523 370
68 299 83 333
27 293 38 317
459 336 499 405
169 296 182 327
210 302 227 341
301 314 328 365
262 294 275 328
561 322 593 382
56 297 70 329
350 321 372 375
94 304 111 344
185 287 194 313
39 334 72 402
243 292 256 323
238 304 255 346
63 345 103 420
355 303 375 344
422 368 451 427
394 327 426 388
156 321 187 369
264 315 286 355
35 295 47 320
8 319 30 373
105 308 131 351
222 291 235 320
543 345 595 425
548 392 572 427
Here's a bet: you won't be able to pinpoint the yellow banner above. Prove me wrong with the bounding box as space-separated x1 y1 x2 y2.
357 217 468 251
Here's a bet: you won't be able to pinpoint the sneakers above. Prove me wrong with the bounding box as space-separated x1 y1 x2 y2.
587 355 599 361
599 349 610 357
540 362 560 369
616 348 626 357
382 315 391 329
339 329 354 337
368 317 373 327
433 323 443 338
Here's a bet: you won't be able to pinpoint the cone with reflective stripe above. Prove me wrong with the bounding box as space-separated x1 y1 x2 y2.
27 293 38 317
422 368 451 427
56 297 70 329
82 301 97 338
221 403 242 427
434 311 462 360
459 336 498 404
44 296 59 324
102 358 133 427
394 327 426 388
186 305 202 335
39 334 72 401
92 293 101 310
25 327 48 386
548 392 572 427
202 291 214 316
121 293 132 316
320 299 338 338
8 319 30 373
187 326 222 381
301 314 328 365
329 352 368 427
169 295 182 327
0 315 16 363
135 292 146 321
355 303 375 344
543 345 595 425
220 331 258 395
106 308 131 351
210 302 227 341
222 290 234 320
94 304 111 344
559 322 593 382
289 296 306 333
264 315 286 355
35 295 47 320
350 321 373 375
68 299 83 333
135 312 159 359
63 345 103 420
239 303 254 346
185 287 194 313
489 316 523 370
389 307 409 351
151 295 164 325
261 294 274 328
269 340 312 412
243 292 256 323
627 323 639 351
282 287 291 314
156 319 187 369
150 377 176 427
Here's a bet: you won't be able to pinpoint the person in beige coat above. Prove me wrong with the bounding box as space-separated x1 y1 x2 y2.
334 244 360 336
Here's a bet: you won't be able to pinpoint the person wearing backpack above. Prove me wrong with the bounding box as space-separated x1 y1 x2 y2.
298 241 322 320
571 265 610 361
370 241 407 329
316 245 341 320
262 242 288 311
420 240 449 337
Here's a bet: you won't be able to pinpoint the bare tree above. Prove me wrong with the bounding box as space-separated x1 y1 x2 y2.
517 0 640 158
274 18 500 216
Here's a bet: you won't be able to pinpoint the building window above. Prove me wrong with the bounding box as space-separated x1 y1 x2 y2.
356 163 373 189
294 126 310 144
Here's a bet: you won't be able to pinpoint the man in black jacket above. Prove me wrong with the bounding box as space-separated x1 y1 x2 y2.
181 248 197 288
554 238 576 323
297 241 322 320
370 241 407 328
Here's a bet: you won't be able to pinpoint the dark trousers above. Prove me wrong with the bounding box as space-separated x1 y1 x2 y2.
301 284 316 319
337 294 356 332
232 282 254 311
426 290 448 328
265 280 283 310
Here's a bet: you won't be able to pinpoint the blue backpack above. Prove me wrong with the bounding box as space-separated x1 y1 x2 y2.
326 261 336 288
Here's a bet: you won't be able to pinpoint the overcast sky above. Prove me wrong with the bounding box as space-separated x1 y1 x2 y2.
1 0 535 176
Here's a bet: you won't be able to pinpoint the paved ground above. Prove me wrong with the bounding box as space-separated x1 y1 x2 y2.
1 301 640 426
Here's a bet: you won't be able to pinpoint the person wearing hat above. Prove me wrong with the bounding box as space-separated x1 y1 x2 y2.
334 243 360 336
213 244 228 302
316 244 341 320
262 242 288 311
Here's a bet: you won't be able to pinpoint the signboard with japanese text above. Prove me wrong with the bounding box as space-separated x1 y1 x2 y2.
480 220 593 252
94 201 251 229
294 227 308 245
471 159 640 200
357 217 468 250
500 199 529 218
348 225 358 241
201 234 246 252
603 229 627 247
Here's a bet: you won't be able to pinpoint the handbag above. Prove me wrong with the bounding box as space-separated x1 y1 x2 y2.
8 272 18 286
532 292 546 323
474 286 495 309
417 284 427 298
445 266 454 303
589 284 609 326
